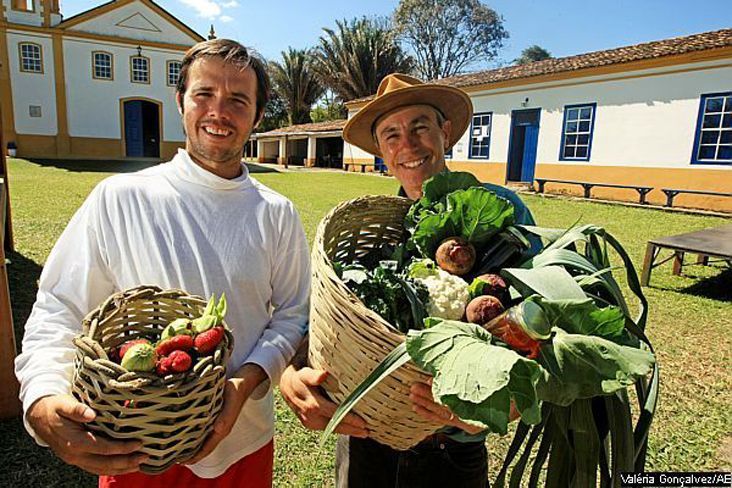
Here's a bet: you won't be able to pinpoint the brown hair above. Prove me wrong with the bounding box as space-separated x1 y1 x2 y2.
176 39 270 121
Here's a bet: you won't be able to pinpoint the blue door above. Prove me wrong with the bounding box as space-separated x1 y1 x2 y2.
507 109 541 182
124 101 143 157
521 124 538 182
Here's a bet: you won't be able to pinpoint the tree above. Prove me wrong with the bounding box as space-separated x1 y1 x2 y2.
256 91 288 133
310 90 347 123
393 0 508 80
269 48 324 125
314 17 413 102
514 45 552 65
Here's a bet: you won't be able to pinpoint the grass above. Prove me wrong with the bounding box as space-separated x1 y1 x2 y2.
1 157 730 486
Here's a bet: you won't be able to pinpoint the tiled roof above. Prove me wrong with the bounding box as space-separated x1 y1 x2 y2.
347 28 732 105
254 119 347 137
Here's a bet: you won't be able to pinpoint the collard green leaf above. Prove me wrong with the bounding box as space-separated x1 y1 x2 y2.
421 170 481 203
535 328 655 406
406 319 542 434
411 187 515 257
527 296 627 342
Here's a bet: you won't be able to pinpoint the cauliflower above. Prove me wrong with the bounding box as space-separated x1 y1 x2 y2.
409 260 470 321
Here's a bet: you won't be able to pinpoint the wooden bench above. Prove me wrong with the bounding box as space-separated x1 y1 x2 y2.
535 178 654 204
343 162 389 175
661 188 732 208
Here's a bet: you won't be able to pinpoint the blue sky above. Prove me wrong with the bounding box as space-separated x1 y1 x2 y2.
63 0 731 70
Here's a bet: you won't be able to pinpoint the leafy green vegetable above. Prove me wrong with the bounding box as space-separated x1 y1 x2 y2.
501 265 587 300
535 328 655 406
406 319 543 434
412 187 515 256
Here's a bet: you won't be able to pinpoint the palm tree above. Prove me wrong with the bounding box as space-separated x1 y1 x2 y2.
314 17 413 102
269 48 324 125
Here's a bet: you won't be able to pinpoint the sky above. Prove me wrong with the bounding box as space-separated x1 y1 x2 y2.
61 0 731 70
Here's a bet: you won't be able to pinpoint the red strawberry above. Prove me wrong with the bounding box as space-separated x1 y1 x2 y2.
168 350 192 373
119 339 150 362
194 326 225 354
156 355 173 375
156 335 194 357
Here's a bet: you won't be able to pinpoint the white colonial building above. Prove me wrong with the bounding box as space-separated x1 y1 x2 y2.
345 29 732 212
1 0 203 160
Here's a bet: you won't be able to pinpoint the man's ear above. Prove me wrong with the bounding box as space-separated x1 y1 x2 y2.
441 119 453 150
176 92 184 115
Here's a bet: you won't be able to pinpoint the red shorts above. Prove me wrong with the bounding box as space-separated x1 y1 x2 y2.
98 439 274 488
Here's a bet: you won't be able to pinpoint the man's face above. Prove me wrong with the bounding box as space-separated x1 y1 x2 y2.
374 105 452 199
177 57 260 178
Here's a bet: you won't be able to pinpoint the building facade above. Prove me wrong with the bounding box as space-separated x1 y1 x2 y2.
1 0 203 160
345 29 732 212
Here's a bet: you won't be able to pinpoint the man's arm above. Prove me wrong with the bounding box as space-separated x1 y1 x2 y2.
15 185 147 474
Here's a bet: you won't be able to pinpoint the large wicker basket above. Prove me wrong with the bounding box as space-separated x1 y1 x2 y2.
72 285 234 474
309 195 443 450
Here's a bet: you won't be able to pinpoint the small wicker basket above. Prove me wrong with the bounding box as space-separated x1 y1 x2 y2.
72 285 234 474
308 195 443 450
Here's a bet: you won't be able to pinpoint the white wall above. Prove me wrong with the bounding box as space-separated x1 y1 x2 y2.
7 31 58 136
468 60 732 169
67 0 198 46
63 37 185 142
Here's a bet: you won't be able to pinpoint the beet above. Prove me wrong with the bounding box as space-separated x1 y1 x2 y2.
473 273 510 304
465 295 505 325
435 237 476 275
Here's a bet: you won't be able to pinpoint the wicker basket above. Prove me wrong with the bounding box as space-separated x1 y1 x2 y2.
308 195 443 450
72 285 234 474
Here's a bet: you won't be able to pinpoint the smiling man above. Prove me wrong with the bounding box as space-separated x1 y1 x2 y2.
279 74 537 488
15 39 310 488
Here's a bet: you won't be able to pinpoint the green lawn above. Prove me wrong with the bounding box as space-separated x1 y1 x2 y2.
2 158 730 486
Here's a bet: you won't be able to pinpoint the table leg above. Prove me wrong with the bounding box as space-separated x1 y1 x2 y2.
641 242 656 286
0 244 21 418
696 255 709 266
672 251 684 276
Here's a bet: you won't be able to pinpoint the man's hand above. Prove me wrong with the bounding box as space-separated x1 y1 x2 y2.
279 365 368 438
27 394 147 475
187 363 267 464
409 382 485 435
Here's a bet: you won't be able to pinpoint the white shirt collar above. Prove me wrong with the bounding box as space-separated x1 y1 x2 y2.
172 148 252 190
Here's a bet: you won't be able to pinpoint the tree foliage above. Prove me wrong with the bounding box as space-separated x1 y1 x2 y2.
313 17 413 102
393 0 508 80
514 45 552 65
256 91 288 133
269 48 324 125
310 90 347 123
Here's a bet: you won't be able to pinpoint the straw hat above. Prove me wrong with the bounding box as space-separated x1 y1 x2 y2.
343 73 473 157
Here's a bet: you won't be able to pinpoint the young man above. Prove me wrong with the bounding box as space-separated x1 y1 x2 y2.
279 74 538 487
15 39 310 487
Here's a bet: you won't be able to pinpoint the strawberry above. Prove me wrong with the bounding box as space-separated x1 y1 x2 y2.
118 339 150 362
168 350 193 373
156 355 173 375
194 326 225 354
156 334 194 357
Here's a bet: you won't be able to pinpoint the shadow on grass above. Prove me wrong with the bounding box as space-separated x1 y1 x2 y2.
244 162 280 174
6 250 42 343
677 267 732 302
26 158 160 173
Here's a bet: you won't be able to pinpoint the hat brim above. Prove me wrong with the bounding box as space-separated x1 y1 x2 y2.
343 85 473 158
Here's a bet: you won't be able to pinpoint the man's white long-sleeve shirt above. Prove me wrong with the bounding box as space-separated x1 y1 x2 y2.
15 149 310 478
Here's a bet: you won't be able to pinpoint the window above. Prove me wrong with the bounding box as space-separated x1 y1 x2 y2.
560 103 596 161
92 51 113 80
130 55 149 83
167 60 182 86
692 92 732 164
469 112 492 159
19 42 42 73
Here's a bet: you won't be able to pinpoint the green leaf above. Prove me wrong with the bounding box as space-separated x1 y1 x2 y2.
535 328 655 406
527 296 627 342
421 170 480 203
321 343 411 446
203 294 216 316
502 266 587 300
216 292 227 318
411 187 515 257
406 319 543 434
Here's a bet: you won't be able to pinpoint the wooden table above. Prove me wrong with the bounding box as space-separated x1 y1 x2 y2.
0 178 21 418
641 223 732 286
